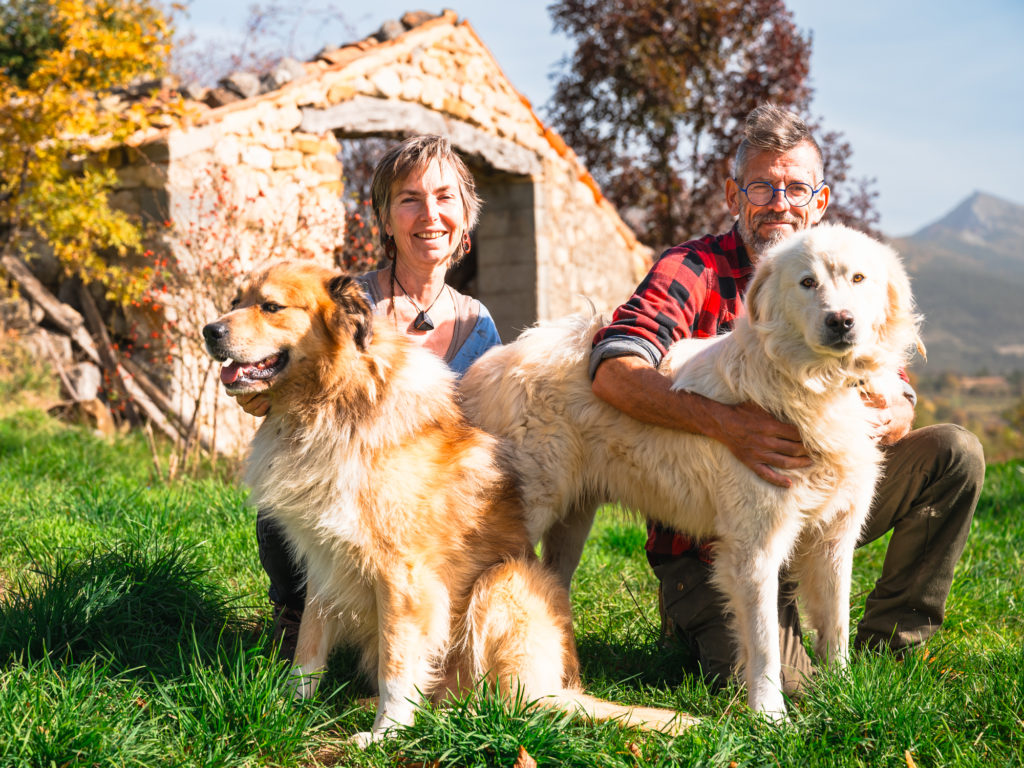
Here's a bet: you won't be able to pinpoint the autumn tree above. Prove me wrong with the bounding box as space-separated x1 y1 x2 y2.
0 0 176 300
546 0 879 251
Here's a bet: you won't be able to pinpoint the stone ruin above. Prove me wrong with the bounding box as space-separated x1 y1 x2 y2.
5 9 653 456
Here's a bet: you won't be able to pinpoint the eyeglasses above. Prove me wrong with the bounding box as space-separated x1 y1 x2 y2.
736 180 827 207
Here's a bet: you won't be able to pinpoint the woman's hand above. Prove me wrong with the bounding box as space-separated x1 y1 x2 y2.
234 391 271 417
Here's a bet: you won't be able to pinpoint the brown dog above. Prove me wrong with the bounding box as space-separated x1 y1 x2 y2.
202 260 694 745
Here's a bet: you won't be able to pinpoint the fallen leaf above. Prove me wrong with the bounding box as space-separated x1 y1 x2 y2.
904 750 918 768
513 745 537 768
627 742 642 759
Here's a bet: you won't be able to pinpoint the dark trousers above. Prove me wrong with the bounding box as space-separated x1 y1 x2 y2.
654 423 985 689
256 508 306 611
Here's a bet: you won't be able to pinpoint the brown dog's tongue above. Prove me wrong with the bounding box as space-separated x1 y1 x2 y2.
221 362 242 384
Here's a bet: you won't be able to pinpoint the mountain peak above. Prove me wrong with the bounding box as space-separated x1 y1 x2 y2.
912 191 1024 245
893 191 1024 375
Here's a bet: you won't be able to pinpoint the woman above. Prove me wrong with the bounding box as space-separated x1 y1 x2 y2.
242 135 502 653
357 134 500 373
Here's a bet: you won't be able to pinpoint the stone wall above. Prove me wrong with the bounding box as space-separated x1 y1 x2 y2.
119 96 347 455
473 172 538 336
114 10 652 453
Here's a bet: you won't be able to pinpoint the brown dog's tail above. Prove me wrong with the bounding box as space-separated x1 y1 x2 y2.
538 690 699 735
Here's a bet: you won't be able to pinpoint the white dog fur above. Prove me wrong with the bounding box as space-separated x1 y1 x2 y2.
460 224 922 718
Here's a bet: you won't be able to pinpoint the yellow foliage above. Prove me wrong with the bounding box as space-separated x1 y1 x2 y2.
0 0 179 302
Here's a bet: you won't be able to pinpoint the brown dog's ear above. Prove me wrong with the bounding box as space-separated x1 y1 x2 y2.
327 274 374 350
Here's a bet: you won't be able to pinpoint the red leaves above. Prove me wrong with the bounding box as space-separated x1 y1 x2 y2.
546 0 876 249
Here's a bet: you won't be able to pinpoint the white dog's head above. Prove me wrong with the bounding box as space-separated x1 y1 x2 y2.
745 223 923 387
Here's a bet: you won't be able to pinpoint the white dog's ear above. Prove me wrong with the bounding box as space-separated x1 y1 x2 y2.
744 255 775 327
327 274 373 350
881 250 926 361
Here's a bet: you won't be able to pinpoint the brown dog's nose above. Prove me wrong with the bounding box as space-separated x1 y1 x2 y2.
203 322 228 344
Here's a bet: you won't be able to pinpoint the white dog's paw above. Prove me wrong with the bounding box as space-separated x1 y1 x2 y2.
751 691 789 723
350 727 398 748
287 666 320 700
350 731 377 749
813 637 850 668
758 704 789 724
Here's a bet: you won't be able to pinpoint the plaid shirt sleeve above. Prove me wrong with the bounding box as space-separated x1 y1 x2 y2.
592 242 717 368
589 229 752 561
591 229 749 376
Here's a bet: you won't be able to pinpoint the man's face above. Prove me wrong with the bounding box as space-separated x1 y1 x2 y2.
725 142 830 257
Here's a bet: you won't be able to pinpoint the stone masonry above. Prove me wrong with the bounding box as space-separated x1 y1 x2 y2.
116 9 653 453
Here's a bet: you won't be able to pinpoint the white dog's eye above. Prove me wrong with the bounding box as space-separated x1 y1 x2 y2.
800 277 818 289
852 273 865 283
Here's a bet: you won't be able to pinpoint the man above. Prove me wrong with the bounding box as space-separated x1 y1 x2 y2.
590 104 984 691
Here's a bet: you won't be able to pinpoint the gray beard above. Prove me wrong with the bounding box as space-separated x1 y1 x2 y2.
737 218 794 259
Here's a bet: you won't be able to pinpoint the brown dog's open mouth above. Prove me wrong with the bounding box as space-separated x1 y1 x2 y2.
219 351 289 388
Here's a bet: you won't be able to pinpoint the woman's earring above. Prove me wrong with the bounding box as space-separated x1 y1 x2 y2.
462 232 472 253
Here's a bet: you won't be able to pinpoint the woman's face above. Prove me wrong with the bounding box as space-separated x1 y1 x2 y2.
386 159 465 271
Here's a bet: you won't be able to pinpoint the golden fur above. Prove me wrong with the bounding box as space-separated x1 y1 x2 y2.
202 260 695 745
460 224 923 719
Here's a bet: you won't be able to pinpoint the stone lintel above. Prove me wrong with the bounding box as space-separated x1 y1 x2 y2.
299 96 541 177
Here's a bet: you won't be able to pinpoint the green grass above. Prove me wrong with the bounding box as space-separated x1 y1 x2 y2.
0 407 1021 766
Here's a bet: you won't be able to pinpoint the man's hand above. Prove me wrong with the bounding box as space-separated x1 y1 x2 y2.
862 391 914 445
234 391 271 418
705 400 811 488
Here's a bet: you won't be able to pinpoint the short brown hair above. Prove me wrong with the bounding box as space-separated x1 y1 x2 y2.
734 104 823 181
370 135 482 265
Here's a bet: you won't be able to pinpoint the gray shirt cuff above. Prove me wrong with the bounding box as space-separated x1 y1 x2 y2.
901 379 918 407
589 336 663 380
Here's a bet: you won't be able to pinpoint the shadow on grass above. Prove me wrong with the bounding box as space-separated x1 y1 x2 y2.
0 536 260 678
575 630 699 690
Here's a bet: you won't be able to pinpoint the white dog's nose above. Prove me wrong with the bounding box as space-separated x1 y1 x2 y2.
825 310 854 332
824 310 855 347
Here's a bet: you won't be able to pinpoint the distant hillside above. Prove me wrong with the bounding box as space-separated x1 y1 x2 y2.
892 192 1024 375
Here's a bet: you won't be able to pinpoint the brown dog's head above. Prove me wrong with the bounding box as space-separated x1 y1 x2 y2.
202 260 373 397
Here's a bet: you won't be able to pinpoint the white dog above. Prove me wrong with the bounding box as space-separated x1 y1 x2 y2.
460 224 922 718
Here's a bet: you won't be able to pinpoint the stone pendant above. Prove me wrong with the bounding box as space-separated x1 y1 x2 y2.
413 311 435 331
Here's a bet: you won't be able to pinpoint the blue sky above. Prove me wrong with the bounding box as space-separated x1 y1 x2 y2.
179 1 1023 238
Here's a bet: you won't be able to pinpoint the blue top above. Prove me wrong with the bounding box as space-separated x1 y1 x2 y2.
446 303 502 376
356 270 501 377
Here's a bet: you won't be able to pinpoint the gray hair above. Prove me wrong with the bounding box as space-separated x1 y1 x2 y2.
734 104 823 181
370 135 482 265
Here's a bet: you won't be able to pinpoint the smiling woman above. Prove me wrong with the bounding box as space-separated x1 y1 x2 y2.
226 135 504 657
361 134 501 370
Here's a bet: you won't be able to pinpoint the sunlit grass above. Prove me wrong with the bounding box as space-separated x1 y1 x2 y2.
0 408 1021 766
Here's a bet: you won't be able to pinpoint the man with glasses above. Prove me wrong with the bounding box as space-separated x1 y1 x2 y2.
589 104 984 694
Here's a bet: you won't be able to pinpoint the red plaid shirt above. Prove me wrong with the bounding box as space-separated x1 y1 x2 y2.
592 225 754 358
592 226 754 564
